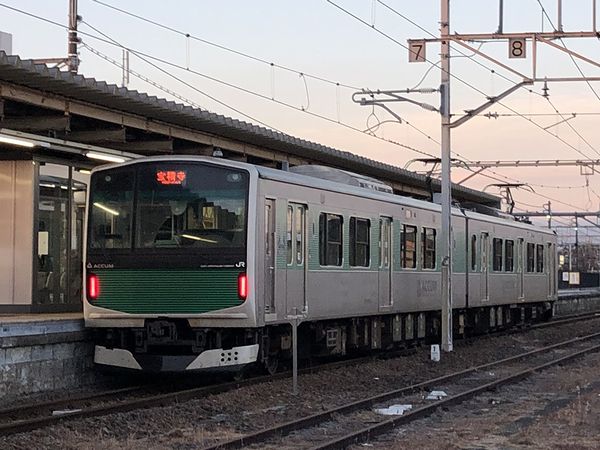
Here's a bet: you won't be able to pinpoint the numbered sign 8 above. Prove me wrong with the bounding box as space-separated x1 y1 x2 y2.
508 38 526 59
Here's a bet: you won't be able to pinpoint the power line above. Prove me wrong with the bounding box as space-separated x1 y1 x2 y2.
90 0 361 91
81 39 438 160
326 0 598 209
326 0 598 163
2 1 593 211
80 20 285 132
0 1 442 161
536 0 600 104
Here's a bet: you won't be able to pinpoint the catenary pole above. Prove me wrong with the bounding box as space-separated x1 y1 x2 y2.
440 0 453 352
68 0 79 73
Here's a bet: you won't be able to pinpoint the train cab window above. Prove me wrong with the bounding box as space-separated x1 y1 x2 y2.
505 240 514 272
349 217 370 267
536 244 544 272
527 243 536 272
401 225 417 269
319 213 343 266
471 235 477 271
492 238 503 271
421 228 437 269
286 206 293 265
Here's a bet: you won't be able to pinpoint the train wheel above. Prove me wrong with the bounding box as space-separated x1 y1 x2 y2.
264 352 279 375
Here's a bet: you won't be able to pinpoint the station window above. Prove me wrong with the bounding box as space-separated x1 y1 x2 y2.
536 244 544 273
286 206 293 265
319 213 343 266
527 243 536 272
349 217 370 267
401 225 417 269
421 227 437 269
505 240 514 272
471 235 477 271
492 238 503 271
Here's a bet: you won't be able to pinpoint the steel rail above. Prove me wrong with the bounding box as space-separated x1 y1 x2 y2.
2 311 599 437
0 384 150 419
0 351 395 437
207 330 600 449
313 339 600 449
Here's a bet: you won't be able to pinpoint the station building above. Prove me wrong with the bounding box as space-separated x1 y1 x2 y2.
0 51 500 314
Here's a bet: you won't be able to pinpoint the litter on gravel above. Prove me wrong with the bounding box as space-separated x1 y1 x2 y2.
426 390 448 400
374 404 413 416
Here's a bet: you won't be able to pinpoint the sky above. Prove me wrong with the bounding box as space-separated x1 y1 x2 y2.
2 0 600 242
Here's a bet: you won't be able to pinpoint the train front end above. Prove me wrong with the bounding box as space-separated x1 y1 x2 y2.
84 157 258 372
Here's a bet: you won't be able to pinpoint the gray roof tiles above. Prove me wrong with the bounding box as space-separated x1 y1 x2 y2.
0 51 498 205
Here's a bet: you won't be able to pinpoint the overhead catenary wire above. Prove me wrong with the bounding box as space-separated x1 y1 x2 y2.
0 1 592 212
81 39 439 160
0 0 442 160
326 0 597 210
90 0 362 91
536 0 600 105
326 0 598 163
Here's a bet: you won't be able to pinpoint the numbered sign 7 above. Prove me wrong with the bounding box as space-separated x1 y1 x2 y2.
408 40 426 63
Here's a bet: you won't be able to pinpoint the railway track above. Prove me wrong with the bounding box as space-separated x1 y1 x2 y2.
206 330 600 449
1 310 599 438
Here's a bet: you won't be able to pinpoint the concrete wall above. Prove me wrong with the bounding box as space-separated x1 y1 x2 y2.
0 160 36 308
0 317 96 400
555 293 600 316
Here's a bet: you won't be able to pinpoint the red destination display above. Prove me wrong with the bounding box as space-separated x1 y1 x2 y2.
156 170 187 185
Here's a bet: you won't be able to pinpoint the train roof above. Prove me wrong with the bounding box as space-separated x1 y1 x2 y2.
91 155 554 236
255 163 554 236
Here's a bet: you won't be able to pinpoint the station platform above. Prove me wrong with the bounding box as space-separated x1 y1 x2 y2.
0 313 83 337
0 312 94 401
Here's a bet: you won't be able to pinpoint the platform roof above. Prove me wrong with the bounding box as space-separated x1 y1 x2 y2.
0 51 499 207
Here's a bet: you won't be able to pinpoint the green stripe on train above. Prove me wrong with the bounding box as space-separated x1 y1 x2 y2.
93 269 241 314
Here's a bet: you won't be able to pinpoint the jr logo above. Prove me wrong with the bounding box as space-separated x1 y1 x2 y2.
235 261 246 268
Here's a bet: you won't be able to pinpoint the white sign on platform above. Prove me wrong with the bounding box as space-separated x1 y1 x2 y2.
569 272 580 285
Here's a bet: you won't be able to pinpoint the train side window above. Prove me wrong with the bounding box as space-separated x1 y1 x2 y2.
536 244 544 273
492 238 503 271
379 219 391 268
505 240 514 272
295 207 305 265
402 225 417 269
471 235 477 271
421 227 436 269
350 217 370 267
286 206 293 265
319 213 343 266
527 243 535 272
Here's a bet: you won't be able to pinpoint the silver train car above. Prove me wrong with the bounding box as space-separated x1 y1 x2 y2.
84 156 557 372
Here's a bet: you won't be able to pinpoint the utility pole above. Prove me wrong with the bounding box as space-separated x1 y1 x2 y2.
67 0 80 73
575 216 579 271
122 49 130 87
440 0 453 353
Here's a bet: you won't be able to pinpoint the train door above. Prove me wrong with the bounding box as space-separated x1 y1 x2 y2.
378 217 393 309
517 238 525 299
285 203 307 314
264 199 276 312
547 242 555 298
481 232 489 301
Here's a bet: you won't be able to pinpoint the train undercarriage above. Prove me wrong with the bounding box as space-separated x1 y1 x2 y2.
93 301 554 373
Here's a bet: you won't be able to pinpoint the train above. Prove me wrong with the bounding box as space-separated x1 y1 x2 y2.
83 155 558 373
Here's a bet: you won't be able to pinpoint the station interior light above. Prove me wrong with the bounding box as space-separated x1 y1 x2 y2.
0 134 36 148
86 151 127 163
